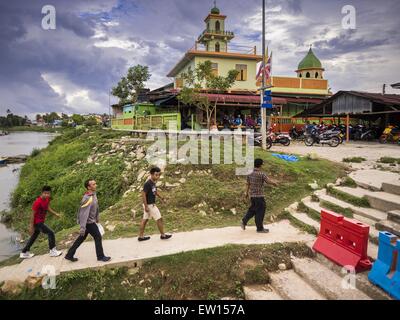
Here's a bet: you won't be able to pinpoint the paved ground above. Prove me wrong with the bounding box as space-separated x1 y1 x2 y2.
0 220 314 283
271 141 400 164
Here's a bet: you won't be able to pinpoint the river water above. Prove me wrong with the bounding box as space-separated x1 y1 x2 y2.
0 131 56 261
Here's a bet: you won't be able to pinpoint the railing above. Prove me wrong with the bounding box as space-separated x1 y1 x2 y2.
198 29 235 38
191 43 257 55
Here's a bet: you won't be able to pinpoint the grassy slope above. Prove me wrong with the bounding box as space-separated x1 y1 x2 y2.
0 129 345 267
0 243 313 300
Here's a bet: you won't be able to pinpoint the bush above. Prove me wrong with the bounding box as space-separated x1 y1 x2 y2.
30 148 41 158
343 157 366 163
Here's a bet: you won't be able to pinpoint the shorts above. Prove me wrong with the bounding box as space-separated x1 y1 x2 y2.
143 204 162 221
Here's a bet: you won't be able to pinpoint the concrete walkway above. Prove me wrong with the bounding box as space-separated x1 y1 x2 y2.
0 220 314 283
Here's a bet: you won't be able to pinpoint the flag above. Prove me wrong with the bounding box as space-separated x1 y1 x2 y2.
256 51 272 82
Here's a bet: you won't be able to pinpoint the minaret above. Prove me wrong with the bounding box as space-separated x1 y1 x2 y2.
296 46 325 79
197 2 234 52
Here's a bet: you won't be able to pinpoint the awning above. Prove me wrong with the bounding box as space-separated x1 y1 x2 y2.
198 93 287 105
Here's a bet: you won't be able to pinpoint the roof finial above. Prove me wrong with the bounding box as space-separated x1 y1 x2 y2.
214 0 217 7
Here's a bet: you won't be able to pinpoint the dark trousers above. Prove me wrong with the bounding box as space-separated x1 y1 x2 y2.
66 223 105 259
22 223 55 253
242 197 266 231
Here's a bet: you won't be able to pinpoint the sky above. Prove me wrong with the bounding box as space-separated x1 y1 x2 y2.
0 0 399 118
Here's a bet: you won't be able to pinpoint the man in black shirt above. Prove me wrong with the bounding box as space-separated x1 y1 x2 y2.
138 167 172 242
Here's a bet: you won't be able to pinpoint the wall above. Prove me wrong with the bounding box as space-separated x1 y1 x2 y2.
195 56 258 91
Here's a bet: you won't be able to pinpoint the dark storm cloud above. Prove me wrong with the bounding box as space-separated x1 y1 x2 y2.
0 0 399 116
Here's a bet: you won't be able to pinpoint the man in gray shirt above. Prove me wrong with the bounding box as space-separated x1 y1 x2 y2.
65 179 111 262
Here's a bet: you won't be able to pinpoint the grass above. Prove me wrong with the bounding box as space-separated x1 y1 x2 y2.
280 210 318 235
320 201 354 218
326 186 370 208
342 157 367 163
297 201 321 222
341 177 357 188
0 128 345 267
379 157 400 164
0 243 314 300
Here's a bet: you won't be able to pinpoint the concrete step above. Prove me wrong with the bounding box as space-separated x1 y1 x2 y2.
269 270 326 300
382 182 400 196
317 189 387 222
291 212 321 230
349 170 400 193
302 198 379 245
243 285 283 300
292 257 371 300
312 252 392 300
375 220 400 237
333 186 400 212
388 210 400 224
301 197 322 217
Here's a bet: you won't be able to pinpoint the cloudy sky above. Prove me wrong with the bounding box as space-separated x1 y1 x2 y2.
1 0 399 117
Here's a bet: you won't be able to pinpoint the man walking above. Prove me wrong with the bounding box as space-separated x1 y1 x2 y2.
20 186 63 259
138 167 172 242
241 158 277 233
65 179 111 262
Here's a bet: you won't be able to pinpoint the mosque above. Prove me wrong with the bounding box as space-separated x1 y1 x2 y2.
143 3 332 131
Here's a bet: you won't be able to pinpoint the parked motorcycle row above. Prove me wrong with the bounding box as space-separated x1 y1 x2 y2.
255 123 400 149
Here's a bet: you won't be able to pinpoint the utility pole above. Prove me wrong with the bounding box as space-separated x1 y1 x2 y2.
260 0 267 150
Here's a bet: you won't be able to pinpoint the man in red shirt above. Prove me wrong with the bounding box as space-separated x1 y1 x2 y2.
20 186 63 259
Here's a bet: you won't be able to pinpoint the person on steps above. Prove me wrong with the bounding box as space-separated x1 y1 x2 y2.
65 179 111 263
20 186 63 259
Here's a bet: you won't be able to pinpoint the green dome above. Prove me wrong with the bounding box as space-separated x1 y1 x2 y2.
211 6 220 14
298 48 322 70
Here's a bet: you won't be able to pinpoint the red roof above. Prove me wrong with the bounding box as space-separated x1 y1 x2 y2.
198 93 287 105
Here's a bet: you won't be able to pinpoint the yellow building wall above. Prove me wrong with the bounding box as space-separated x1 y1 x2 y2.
194 56 259 91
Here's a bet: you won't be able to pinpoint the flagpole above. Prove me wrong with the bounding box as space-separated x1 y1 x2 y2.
261 0 267 150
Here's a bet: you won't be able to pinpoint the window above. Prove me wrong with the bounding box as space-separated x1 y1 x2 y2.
236 64 248 81
215 21 221 32
176 78 183 88
299 73 302 78
315 72 319 78
306 72 310 78
215 42 220 52
207 22 210 31
211 63 218 76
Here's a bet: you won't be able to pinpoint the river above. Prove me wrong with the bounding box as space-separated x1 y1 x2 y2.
0 131 56 262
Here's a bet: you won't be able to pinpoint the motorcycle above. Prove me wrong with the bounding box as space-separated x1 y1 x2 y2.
379 125 400 144
304 128 341 147
289 126 305 141
255 128 291 149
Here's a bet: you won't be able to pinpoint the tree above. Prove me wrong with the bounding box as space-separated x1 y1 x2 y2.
71 114 85 125
177 60 239 129
112 65 151 105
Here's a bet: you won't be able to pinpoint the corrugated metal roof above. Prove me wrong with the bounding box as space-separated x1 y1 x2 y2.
293 90 400 117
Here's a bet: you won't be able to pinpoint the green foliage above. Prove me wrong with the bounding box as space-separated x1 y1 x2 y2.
0 113 28 128
0 243 313 300
177 60 239 129
30 148 41 158
9 128 127 233
343 157 366 163
112 65 151 105
71 114 85 125
320 201 354 218
379 157 400 164
341 177 357 188
326 186 370 208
